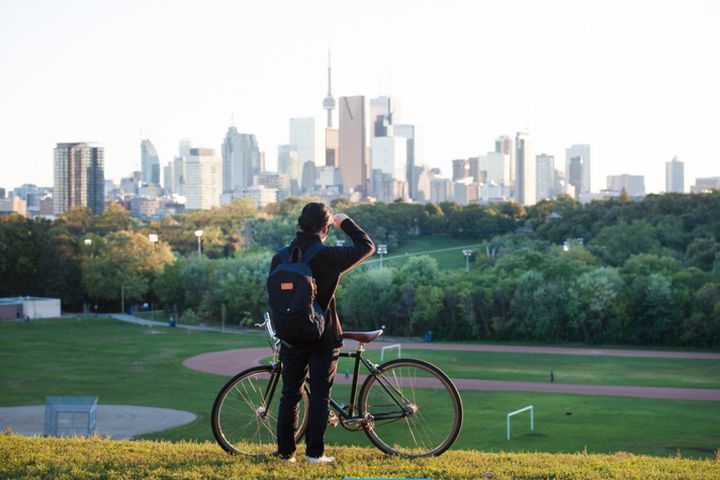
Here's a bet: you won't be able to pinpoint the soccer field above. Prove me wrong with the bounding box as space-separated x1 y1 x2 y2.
1 318 718 458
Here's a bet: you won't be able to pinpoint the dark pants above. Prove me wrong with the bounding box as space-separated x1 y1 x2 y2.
276 346 339 458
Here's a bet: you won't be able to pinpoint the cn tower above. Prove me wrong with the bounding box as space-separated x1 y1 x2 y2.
322 50 336 128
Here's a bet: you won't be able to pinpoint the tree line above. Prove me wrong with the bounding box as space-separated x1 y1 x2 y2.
1 192 718 347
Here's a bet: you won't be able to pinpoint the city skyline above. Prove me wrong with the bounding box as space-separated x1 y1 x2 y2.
1 1 719 194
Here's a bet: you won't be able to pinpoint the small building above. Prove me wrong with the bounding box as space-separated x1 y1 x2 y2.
0 297 61 321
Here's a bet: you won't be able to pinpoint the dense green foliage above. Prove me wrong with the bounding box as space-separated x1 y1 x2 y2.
1 192 719 345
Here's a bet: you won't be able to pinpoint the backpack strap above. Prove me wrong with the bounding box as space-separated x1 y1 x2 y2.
277 247 290 264
301 243 325 265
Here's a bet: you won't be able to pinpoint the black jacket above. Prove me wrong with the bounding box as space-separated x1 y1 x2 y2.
269 218 375 351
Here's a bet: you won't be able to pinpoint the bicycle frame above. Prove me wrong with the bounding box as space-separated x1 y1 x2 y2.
257 314 410 425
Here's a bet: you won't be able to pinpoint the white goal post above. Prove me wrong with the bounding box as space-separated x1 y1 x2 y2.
380 343 402 361
507 405 534 440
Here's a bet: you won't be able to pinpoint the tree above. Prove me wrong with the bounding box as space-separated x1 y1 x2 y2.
567 268 623 343
82 231 174 307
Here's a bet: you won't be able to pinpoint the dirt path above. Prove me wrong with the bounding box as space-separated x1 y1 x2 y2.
183 346 720 401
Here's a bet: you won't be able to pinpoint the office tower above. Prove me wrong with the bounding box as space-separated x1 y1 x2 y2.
222 127 260 192
371 136 408 201
394 124 416 199
185 148 221 210
565 144 591 200
607 174 645 197
430 175 452 203
495 135 514 184
414 166 432 203
690 177 720 193
277 145 299 181
289 117 316 169
515 132 535 206
140 139 160 185
0 187 4 198
453 178 477 206
535 154 555 201
476 152 510 185
370 96 393 139
325 128 339 167
315 166 343 191
338 95 367 195
566 155 583 200
53 142 105 215
452 159 469 181
301 161 317 192
322 50 336 128
666 156 684 193
255 172 290 200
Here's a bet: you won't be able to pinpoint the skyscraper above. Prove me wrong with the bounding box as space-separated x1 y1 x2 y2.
666 156 684 193
515 132 535 206
536 153 555 201
277 145 299 182
289 118 317 168
565 144 591 200
53 142 105 215
607 174 645 197
141 139 160 185
222 127 260 193
452 159 468 181
371 136 408 201
495 135 514 185
185 148 222 210
338 96 367 195
393 124 416 199
370 96 393 139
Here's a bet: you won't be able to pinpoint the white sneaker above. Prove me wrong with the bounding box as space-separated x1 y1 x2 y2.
306 455 335 464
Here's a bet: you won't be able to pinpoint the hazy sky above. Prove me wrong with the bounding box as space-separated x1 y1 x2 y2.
1 0 718 194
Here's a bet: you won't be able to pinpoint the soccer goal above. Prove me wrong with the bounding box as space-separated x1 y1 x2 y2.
507 405 534 440
380 343 402 361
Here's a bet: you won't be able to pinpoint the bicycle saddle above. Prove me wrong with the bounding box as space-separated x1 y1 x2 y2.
343 329 384 344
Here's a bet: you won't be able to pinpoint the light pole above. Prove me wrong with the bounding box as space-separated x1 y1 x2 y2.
377 244 388 268
462 249 473 272
148 233 159 252
194 229 203 255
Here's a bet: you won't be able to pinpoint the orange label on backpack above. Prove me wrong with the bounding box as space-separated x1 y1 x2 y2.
281 283 294 290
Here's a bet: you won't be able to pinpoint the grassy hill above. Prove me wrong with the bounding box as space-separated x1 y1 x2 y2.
1 434 718 480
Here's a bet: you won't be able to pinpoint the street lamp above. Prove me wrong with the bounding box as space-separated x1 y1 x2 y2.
194 230 203 255
148 233 159 251
462 249 473 272
377 244 388 268
83 238 93 247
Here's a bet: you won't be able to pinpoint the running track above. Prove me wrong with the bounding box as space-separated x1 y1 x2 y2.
183 342 720 401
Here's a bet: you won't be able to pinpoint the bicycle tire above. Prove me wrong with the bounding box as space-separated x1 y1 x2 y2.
359 358 463 457
211 365 309 456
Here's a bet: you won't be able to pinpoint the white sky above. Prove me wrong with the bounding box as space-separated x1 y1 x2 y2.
1 0 718 194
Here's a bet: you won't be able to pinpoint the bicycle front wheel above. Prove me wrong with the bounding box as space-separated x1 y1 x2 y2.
211 365 309 456
359 359 463 457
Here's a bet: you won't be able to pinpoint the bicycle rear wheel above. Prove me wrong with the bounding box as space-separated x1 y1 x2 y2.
359 358 463 457
211 365 309 456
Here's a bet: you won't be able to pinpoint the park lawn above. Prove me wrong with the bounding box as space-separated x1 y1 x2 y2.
364 234 484 270
300 348 720 390
0 317 267 440
2 317 719 458
367 349 720 389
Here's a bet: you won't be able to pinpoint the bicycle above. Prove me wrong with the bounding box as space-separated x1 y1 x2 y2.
211 313 463 458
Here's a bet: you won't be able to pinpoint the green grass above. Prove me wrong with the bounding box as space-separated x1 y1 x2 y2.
2 435 719 480
365 234 484 270
2 318 720 459
271 348 720 390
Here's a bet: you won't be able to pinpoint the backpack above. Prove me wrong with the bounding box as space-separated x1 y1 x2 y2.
267 243 327 343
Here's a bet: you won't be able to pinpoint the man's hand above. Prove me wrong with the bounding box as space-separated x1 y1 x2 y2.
333 213 349 228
